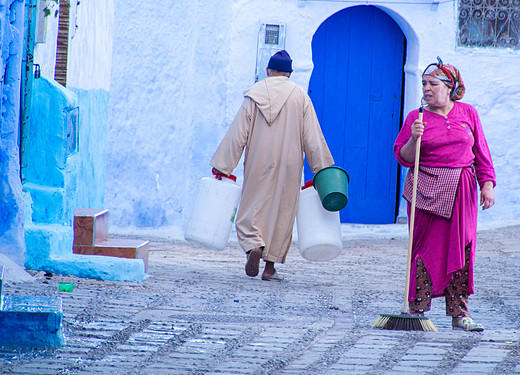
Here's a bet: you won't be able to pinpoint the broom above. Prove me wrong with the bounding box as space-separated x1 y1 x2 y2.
373 106 437 331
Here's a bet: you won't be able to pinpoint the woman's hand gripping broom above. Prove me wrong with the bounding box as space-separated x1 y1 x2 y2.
373 106 437 331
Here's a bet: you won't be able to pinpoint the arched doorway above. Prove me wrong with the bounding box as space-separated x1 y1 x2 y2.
304 5 406 224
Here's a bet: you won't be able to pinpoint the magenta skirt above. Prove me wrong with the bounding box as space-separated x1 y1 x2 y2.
407 167 478 300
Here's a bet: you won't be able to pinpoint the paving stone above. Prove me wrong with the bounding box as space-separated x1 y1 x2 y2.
450 362 499 374
1 225 519 374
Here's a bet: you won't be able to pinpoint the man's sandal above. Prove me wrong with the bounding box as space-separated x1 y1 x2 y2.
453 317 484 332
245 247 262 277
262 270 284 281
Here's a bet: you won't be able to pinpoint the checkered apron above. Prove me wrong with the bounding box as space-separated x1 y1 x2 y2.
403 166 463 219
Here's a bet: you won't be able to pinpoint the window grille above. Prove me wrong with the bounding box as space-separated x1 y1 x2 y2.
265 24 280 45
458 0 520 49
255 23 286 82
55 0 70 86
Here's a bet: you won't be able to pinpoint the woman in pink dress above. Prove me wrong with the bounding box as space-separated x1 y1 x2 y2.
393 58 496 331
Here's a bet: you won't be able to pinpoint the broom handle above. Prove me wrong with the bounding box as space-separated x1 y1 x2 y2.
403 107 423 314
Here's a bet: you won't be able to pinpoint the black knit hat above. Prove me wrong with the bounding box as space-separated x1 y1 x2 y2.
267 50 293 73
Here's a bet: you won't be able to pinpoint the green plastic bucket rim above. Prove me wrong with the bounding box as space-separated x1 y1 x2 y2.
312 166 349 212
312 166 350 188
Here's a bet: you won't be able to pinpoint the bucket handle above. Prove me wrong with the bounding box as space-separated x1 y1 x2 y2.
212 168 237 182
301 180 314 190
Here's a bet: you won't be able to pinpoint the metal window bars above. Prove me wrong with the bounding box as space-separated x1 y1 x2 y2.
458 0 520 49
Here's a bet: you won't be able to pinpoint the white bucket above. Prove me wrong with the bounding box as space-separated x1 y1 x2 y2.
296 182 342 261
184 175 241 250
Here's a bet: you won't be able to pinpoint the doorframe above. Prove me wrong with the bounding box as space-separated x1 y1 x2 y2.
376 6 421 222
309 5 421 223
302 4 422 223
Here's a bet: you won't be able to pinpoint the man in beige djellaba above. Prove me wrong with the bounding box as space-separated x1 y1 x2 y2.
210 50 334 281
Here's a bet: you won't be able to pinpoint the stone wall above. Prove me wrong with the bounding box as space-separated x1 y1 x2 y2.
0 0 26 266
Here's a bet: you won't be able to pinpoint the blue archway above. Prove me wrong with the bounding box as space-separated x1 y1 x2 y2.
305 5 406 224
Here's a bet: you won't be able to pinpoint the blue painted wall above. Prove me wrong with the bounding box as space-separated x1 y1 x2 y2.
0 0 26 266
23 77 79 227
0 2 144 281
22 76 145 281
71 87 109 210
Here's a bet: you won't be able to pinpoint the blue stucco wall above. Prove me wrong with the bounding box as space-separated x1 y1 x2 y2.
23 77 78 227
23 80 109 223
0 1 142 280
23 76 79 267
0 0 26 266
24 78 78 190
23 76 145 281
71 87 109 209
23 77 108 228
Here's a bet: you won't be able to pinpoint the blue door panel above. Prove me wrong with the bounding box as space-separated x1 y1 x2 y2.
305 5 405 224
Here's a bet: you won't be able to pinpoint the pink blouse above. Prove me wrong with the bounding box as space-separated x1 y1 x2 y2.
394 101 496 188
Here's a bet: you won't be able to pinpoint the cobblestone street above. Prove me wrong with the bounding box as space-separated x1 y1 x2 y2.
1 224 519 374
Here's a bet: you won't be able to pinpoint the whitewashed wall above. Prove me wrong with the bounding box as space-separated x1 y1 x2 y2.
67 0 114 90
107 0 520 237
33 0 60 78
35 0 113 89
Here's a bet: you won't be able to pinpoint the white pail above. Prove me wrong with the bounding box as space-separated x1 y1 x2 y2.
296 182 342 261
185 175 241 250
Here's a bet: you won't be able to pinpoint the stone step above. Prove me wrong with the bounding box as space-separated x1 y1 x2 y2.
73 209 150 272
73 238 150 271
73 208 109 246
0 295 64 349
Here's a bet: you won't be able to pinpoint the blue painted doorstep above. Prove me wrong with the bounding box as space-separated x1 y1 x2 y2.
0 265 65 348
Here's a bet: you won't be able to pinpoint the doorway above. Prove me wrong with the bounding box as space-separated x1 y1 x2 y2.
305 5 406 224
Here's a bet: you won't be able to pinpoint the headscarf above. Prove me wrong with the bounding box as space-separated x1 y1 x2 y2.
422 57 465 101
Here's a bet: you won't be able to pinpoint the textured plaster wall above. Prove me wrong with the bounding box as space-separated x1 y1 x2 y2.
67 0 113 90
71 88 110 209
106 0 520 236
29 0 114 221
23 77 144 281
66 0 113 208
107 1 233 231
0 0 26 266
23 0 145 281
23 77 78 225
33 0 59 78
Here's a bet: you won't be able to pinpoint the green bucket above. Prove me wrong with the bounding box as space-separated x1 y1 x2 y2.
313 166 349 212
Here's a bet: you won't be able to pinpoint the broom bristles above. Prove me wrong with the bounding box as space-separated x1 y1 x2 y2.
373 314 437 332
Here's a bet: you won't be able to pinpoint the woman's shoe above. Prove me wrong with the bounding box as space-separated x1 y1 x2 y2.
453 317 484 332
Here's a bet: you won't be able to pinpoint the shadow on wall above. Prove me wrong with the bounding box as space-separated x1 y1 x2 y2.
133 200 167 228
0 145 25 266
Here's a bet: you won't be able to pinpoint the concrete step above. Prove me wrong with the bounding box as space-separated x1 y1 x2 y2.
0 294 64 349
73 208 109 246
73 238 150 271
73 209 149 271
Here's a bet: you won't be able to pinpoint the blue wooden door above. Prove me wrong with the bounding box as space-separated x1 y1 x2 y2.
305 6 406 224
